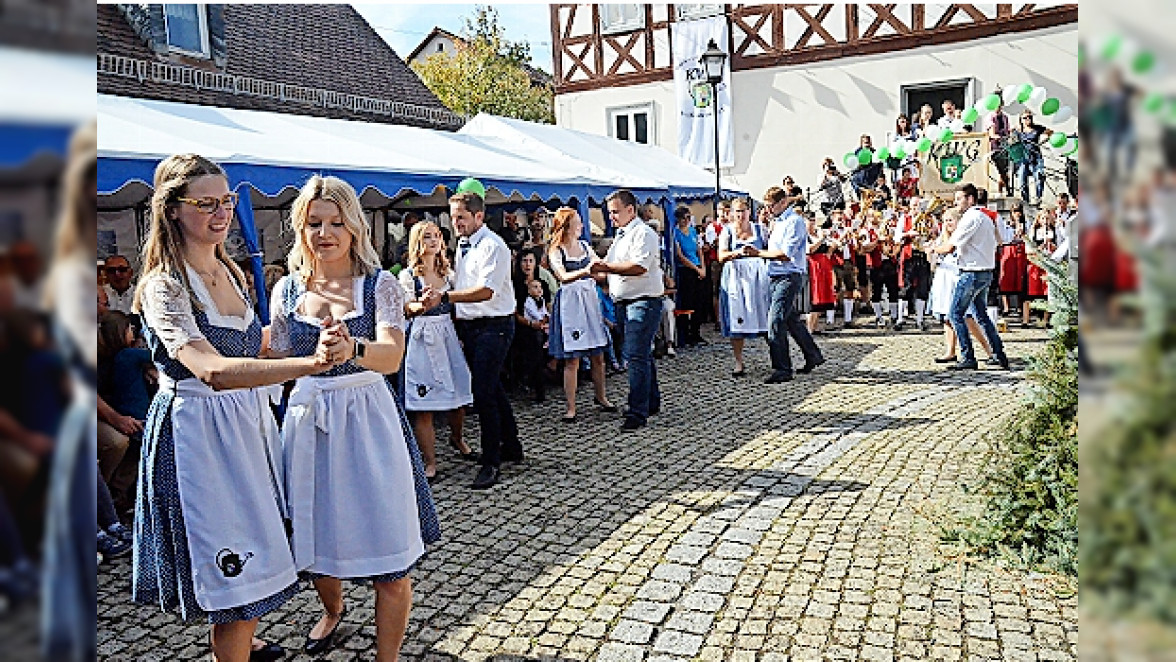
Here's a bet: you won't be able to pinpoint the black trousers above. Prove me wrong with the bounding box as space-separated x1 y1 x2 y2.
870 259 899 303
675 264 705 344
457 316 521 468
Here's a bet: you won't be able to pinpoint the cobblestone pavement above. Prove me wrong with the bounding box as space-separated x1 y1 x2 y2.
98 324 1077 661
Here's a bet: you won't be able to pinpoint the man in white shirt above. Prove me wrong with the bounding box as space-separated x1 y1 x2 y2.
591 189 664 432
102 254 136 314
934 184 1010 370
444 190 522 489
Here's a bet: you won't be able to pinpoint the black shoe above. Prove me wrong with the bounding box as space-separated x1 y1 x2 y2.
797 357 826 374
594 398 618 413
934 355 958 364
250 642 286 661
471 465 500 489
731 369 746 378
947 361 979 371
996 355 1011 370
764 371 793 384
620 417 646 432
304 610 345 656
454 447 478 462
561 414 577 423
985 357 1002 366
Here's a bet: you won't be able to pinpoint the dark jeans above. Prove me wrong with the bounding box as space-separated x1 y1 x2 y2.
457 316 521 468
675 264 705 344
768 273 823 374
618 298 662 423
870 260 899 303
949 270 1007 365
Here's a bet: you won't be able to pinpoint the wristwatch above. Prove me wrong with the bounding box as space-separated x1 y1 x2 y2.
353 338 366 360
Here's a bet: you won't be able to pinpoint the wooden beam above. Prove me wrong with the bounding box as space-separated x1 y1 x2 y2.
550 4 563 84
591 4 602 78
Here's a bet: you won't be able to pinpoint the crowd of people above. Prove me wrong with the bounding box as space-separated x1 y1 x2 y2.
78 108 1089 660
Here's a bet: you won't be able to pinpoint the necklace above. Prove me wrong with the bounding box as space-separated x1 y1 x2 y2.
192 265 222 288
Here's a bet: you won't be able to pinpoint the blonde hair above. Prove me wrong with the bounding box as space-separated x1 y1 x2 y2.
133 154 246 313
44 120 97 309
407 221 451 277
731 197 751 211
287 175 381 283
548 207 579 246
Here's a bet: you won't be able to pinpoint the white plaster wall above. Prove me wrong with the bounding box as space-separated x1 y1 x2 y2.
555 25 1078 199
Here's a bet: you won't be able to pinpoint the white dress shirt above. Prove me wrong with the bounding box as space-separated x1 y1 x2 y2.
950 206 999 271
605 219 664 302
104 283 135 314
453 224 516 319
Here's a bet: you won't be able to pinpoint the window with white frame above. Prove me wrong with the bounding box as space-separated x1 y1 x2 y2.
675 4 724 21
600 4 645 34
608 103 656 145
163 4 210 58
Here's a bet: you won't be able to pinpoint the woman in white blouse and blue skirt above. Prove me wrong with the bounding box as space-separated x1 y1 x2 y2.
546 208 615 422
132 154 335 662
268 176 439 660
717 198 771 377
399 220 476 479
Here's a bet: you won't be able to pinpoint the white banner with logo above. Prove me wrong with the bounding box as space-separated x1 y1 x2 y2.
672 15 733 169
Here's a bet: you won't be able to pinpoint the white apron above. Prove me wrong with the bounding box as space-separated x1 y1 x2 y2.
928 256 960 317
558 278 609 353
164 375 295 611
721 257 771 334
404 314 473 412
283 371 425 577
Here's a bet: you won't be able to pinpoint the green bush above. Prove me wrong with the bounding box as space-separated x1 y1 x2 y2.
1079 249 1176 622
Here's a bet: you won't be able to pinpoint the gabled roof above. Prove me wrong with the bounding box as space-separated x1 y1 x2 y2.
97 4 459 129
405 26 462 63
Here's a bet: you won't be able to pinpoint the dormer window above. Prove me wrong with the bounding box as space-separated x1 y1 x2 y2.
164 4 210 58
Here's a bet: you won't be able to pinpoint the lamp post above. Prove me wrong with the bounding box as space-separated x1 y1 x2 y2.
699 38 727 219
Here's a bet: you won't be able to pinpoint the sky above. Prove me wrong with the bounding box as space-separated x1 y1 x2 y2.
355 3 555 74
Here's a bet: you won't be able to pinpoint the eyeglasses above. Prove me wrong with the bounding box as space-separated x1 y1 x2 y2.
176 192 239 215
105 266 131 274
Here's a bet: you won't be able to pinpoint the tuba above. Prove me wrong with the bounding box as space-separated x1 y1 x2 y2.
913 194 945 238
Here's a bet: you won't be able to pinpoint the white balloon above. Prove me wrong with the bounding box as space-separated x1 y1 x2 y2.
1002 86 1021 106
1052 106 1073 123
1061 136 1078 154
951 118 966 132
1029 86 1048 108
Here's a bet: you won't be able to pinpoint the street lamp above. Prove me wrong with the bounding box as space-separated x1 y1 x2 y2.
699 38 727 218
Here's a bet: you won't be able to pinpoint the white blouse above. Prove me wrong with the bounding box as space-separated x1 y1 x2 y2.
268 271 405 354
139 265 255 359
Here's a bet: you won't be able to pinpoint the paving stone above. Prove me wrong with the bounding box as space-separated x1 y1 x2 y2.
652 630 705 657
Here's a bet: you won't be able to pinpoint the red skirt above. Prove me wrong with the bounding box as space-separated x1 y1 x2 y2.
809 253 838 306
1080 225 1116 291
1114 246 1138 293
1026 261 1049 299
998 243 1028 294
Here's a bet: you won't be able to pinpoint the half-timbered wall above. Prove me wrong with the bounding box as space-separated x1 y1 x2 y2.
550 4 1077 93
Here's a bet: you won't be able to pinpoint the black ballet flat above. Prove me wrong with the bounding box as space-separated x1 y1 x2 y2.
731 369 746 378
249 642 285 661
594 398 618 413
561 414 578 423
304 610 345 656
933 356 958 364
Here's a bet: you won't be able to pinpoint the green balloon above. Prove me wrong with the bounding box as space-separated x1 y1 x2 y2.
857 149 873 166
455 177 486 199
983 94 1001 111
1041 98 1060 115
1143 92 1165 114
1100 34 1123 61
876 147 890 161
917 137 932 152
962 107 980 124
1017 84 1034 103
1049 132 1068 149
894 147 906 160
939 128 954 143
1062 138 1079 156
1132 51 1156 74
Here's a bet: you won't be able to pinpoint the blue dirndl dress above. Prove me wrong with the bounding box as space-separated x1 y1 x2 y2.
275 272 440 584
548 241 610 360
133 271 299 625
718 224 771 339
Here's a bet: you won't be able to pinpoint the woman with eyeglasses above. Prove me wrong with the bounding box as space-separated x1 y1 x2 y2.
131 155 335 661
1012 111 1054 206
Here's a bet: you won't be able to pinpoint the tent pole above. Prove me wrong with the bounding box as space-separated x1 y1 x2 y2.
233 183 270 323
